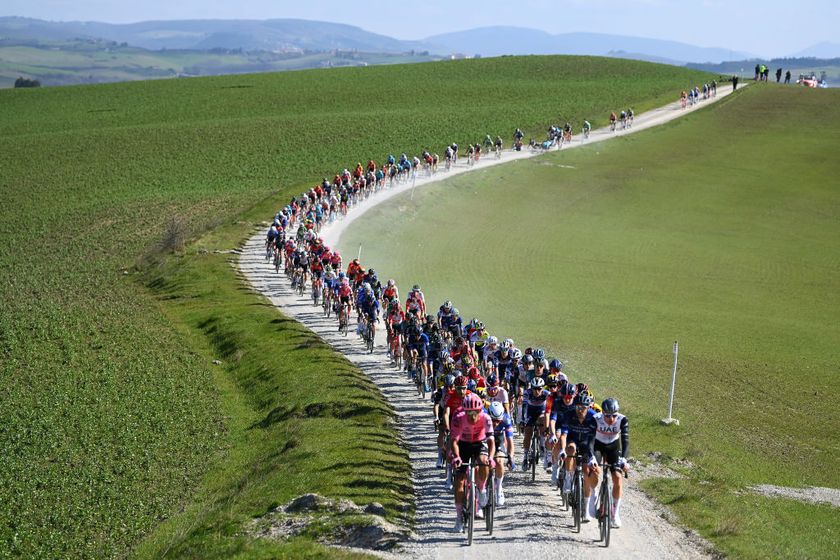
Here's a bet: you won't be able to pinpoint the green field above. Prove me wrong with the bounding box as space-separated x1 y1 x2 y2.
338 85 840 558
0 40 441 88
0 56 713 558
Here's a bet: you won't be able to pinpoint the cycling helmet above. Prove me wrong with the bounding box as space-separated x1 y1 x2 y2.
560 383 578 398
487 335 498 345
504 338 514 348
488 401 505 420
444 374 456 388
476 321 485 330
576 382 589 395
439 349 450 360
467 379 477 392
443 300 453 310
533 348 545 360
412 284 421 291
334 251 340 258
368 268 375 275
463 393 483 411
486 374 499 387
425 314 435 323
467 366 480 379
525 347 533 356
511 349 523 360
454 375 468 387
387 279 395 287
575 393 593 407
523 355 534 364
549 358 563 370
529 377 546 390
352 258 360 264
452 308 460 317
539 359 549 370
461 355 474 367
602 398 620 414
556 372 569 384
546 374 559 387
500 339 511 350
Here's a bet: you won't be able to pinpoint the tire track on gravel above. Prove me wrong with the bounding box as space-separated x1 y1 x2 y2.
239 89 739 558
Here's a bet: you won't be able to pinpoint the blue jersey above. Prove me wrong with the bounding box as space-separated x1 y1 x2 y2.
360 295 380 319
493 412 514 441
523 389 551 422
560 408 598 457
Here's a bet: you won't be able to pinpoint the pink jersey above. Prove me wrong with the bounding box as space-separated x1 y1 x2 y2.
451 410 493 444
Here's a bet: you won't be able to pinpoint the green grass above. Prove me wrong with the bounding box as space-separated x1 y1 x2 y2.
337 85 840 558
0 56 714 558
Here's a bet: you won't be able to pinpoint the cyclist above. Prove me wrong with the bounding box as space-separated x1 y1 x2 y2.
548 382 577 483
609 111 617 131
382 279 399 305
488 401 515 506
559 392 599 522
627 108 634 127
593 397 630 528
432 374 456 467
513 128 524 144
619 110 627 129
520 377 550 471
582 119 591 138
405 284 426 319
451 393 495 531
485 374 510 413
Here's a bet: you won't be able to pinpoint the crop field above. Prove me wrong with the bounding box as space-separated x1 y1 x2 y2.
337 85 840 558
0 57 714 558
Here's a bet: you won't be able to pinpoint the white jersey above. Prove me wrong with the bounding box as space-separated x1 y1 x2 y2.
488 387 509 406
595 412 627 444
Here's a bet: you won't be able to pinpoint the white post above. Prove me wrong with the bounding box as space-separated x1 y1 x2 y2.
662 341 680 425
357 244 362 261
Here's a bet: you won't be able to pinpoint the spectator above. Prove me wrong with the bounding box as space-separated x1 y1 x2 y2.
754 64 760 80
732 75 739 90
776 68 782 82
785 70 791 84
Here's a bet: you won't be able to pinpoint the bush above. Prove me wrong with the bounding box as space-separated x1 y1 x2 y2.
14 77 41 88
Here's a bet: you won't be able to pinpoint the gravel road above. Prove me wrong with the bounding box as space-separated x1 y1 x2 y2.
239 89 737 558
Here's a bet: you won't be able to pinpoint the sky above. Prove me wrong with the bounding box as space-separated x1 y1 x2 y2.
2 0 838 58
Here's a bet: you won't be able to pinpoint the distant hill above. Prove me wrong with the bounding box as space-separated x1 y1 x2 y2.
791 41 840 59
424 27 754 63
1 17 753 64
0 16 437 53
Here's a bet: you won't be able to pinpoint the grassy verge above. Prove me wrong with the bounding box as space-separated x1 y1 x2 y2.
336 85 840 558
132 217 411 558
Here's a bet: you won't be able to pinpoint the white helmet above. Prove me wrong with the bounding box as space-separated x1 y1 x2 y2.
488 401 505 420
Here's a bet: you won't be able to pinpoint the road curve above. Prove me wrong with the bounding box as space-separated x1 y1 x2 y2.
239 87 738 558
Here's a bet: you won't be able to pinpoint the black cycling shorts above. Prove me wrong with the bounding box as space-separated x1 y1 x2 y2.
455 440 489 473
594 439 622 466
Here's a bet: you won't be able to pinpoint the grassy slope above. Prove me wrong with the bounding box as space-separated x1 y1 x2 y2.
0 56 713 558
337 85 840 558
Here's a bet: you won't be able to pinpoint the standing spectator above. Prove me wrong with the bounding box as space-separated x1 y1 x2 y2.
711 79 717 96
732 75 739 90
785 70 791 84
776 68 782 82
754 64 760 80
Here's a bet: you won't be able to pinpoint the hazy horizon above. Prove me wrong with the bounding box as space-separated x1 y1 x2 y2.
2 1 838 59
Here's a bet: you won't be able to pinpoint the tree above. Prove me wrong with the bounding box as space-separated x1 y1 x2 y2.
14 77 41 88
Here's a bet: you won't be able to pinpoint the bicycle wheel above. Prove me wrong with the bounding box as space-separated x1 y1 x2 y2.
485 475 495 534
420 370 427 399
602 486 612 546
530 437 537 482
467 479 475 545
573 474 582 532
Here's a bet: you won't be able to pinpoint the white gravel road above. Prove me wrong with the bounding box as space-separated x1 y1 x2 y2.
239 87 739 558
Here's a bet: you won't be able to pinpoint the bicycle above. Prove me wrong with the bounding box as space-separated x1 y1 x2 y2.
484 468 495 535
567 453 586 533
364 316 375 353
322 286 331 317
460 459 478 545
597 459 628 547
527 426 541 482
444 431 453 491
583 127 590 140
311 278 321 306
273 249 282 274
297 272 306 297
339 303 350 336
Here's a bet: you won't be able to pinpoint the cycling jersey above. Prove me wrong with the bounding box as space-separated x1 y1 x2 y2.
523 389 551 425
486 386 509 406
451 410 493 444
560 408 598 458
492 412 515 452
594 413 629 457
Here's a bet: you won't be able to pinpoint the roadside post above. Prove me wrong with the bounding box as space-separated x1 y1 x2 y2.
661 341 680 426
